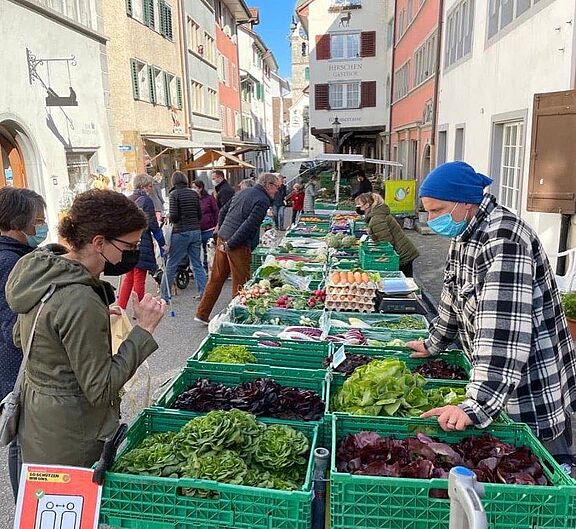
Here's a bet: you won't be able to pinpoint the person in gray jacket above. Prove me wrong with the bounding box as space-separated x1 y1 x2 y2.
195 173 280 324
149 173 165 220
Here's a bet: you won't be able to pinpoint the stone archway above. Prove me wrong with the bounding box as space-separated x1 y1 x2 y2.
421 143 432 181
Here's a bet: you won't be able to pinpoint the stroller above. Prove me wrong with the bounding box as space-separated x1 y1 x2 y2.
152 257 192 292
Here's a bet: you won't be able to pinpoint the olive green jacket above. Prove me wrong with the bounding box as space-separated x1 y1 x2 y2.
365 204 419 265
6 249 158 467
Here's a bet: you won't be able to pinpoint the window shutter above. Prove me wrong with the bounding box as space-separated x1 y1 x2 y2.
130 59 140 100
144 0 155 29
164 4 173 39
315 84 329 110
361 81 377 108
148 66 157 104
164 72 171 106
316 34 331 60
361 31 377 57
126 0 133 16
176 77 183 109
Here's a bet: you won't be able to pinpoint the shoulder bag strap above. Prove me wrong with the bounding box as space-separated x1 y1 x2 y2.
12 284 56 398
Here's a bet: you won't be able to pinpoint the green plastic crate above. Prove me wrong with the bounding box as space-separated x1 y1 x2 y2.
229 305 325 327
360 247 400 271
215 322 326 341
330 414 576 529
188 334 332 371
329 257 361 270
99 408 319 529
154 364 329 421
329 312 429 332
328 327 429 346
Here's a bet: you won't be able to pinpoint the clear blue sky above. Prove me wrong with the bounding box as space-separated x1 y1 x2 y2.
248 0 294 79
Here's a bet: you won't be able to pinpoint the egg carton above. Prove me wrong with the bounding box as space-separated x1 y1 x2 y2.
325 301 374 312
327 284 378 294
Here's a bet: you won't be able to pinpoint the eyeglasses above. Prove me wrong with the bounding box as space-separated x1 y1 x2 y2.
110 237 141 251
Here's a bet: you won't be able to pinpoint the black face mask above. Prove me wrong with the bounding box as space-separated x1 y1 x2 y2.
102 249 140 276
355 206 365 215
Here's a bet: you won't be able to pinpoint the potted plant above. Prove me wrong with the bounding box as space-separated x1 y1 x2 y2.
561 292 576 340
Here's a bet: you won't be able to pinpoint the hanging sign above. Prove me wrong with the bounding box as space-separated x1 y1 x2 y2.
384 179 416 215
14 464 102 529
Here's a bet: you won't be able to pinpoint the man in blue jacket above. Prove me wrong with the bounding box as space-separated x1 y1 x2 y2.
195 173 280 323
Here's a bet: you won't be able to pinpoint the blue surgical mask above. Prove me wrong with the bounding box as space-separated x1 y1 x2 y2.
26 223 49 248
427 205 468 238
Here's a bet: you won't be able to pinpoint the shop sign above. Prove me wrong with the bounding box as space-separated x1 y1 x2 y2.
4 168 14 186
385 179 416 215
328 62 363 79
117 144 133 152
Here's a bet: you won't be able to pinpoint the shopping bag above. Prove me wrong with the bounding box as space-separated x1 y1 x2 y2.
110 310 152 415
162 221 173 248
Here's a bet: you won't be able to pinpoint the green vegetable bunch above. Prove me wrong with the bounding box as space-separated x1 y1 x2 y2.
561 292 576 320
205 345 257 364
253 425 309 469
373 316 427 330
333 358 465 417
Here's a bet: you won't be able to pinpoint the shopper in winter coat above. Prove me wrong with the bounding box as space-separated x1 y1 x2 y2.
351 170 373 199
304 177 324 213
410 162 576 470
286 184 305 225
117 174 166 309
211 169 235 209
272 177 288 230
195 173 280 324
150 172 165 220
162 171 207 300
356 192 419 276
0 187 47 499
5 189 166 468
191 179 219 270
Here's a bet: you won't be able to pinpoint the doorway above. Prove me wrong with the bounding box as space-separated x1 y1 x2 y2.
0 127 26 188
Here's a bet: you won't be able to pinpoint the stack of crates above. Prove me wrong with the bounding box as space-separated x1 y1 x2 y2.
359 241 400 271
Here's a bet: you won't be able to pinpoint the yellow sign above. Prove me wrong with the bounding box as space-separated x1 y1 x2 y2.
385 179 416 214
27 471 72 483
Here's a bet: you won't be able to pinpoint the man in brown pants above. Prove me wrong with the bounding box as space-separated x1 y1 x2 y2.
195 173 280 324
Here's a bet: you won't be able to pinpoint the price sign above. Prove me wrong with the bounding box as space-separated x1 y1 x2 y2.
331 345 347 369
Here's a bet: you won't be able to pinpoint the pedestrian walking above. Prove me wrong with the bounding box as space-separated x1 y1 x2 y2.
0 187 48 499
351 170 373 199
150 172 165 221
117 174 166 309
272 176 288 230
409 161 576 471
195 173 280 324
211 169 235 209
191 180 219 271
286 183 305 225
5 189 166 468
162 171 207 300
355 192 419 276
304 176 324 213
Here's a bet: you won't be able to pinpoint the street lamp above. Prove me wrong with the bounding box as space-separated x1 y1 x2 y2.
332 116 341 153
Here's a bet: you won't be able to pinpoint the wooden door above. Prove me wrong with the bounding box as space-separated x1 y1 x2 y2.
0 133 27 188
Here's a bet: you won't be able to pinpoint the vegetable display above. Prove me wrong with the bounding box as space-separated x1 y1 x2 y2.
173 377 325 421
332 358 466 417
326 271 378 312
372 316 428 330
115 409 309 492
336 431 548 487
326 234 358 249
205 345 257 364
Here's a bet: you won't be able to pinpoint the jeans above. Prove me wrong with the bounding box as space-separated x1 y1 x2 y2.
272 205 286 230
201 229 214 269
117 267 148 309
291 209 301 225
196 241 251 321
162 230 207 300
8 438 21 501
399 260 414 278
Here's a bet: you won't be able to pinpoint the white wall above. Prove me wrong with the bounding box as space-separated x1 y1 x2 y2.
437 0 576 256
0 1 115 230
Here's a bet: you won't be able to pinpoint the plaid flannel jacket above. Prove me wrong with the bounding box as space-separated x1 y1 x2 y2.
426 194 576 441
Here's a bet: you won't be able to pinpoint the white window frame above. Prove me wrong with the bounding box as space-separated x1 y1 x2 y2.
136 61 151 102
444 0 474 70
330 33 360 60
393 61 410 101
414 32 437 87
329 82 361 110
154 68 167 106
498 121 524 213
487 0 542 40
191 81 204 114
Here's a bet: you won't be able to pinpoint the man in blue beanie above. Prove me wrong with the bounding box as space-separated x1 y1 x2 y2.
409 161 576 472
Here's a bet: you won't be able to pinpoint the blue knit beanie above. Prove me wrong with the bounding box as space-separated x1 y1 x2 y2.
419 162 493 204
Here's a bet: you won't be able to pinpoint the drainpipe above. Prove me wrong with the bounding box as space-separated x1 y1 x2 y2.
430 0 445 167
387 0 397 177
179 0 193 162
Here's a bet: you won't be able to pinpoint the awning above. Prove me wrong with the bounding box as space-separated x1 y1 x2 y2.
144 137 195 149
233 144 270 156
181 149 256 171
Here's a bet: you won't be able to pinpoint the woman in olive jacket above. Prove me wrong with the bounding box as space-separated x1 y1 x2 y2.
356 192 419 276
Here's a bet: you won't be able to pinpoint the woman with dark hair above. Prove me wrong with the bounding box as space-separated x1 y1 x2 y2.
5 189 166 467
351 170 373 199
162 171 207 300
191 180 219 271
0 187 47 498
117 174 166 309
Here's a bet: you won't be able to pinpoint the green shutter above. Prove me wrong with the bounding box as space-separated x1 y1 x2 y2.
130 59 140 100
165 4 173 39
126 0 133 16
176 77 183 109
148 65 157 104
164 72 171 106
144 0 154 28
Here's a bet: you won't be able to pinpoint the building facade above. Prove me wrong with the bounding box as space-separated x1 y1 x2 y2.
390 0 440 181
0 0 115 226
297 0 394 159
183 0 222 150
102 0 189 186
436 0 576 256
